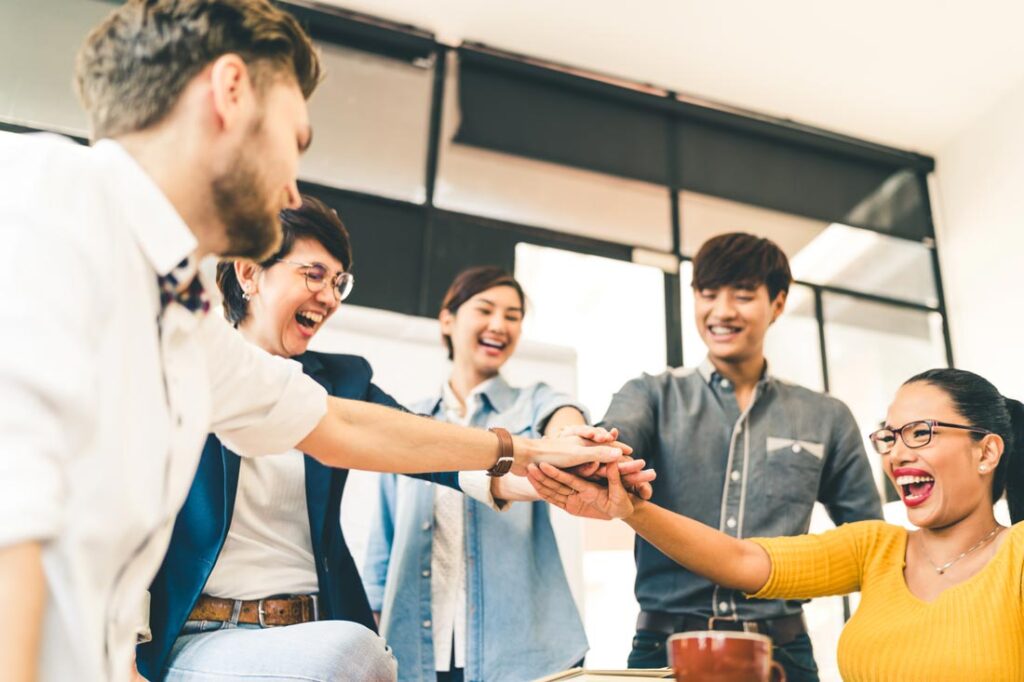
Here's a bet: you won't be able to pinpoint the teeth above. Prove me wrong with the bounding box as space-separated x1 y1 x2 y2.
297 311 324 324
896 475 935 485
479 338 505 349
710 325 739 335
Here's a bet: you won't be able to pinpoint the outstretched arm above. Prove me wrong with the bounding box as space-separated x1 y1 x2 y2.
298 397 631 474
528 463 771 594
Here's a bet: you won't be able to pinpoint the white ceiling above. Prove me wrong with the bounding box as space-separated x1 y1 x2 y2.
321 0 1024 155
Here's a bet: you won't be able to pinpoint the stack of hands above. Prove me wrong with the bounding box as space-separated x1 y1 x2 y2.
528 425 653 520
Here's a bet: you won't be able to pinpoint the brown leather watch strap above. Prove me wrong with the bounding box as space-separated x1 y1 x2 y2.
487 427 514 477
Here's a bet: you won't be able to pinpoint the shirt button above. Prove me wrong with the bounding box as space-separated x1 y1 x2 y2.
792 443 802 453
720 378 731 389
726 517 737 529
421 570 430 578
719 602 729 612
730 470 741 482
421 522 431 531
422 620 432 628
176 415 183 427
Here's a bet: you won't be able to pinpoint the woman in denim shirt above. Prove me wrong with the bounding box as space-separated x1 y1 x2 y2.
364 267 641 682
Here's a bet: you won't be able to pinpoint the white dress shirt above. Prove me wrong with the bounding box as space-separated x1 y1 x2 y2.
0 132 327 682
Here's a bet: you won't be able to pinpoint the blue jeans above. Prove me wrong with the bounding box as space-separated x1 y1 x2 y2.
166 619 397 681
628 630 819 682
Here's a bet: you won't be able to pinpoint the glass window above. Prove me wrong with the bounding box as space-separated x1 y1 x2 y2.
790 223 938 307
514 243 667 421
679 191 938 307
680 261 824 391
0 0 113 136
437 54 673 252
680 190 827 259
823 292 947 487
299 42 432 203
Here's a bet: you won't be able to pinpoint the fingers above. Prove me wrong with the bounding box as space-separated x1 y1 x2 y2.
556 425 615 442
570 461 601 478
621 468 656 484
527 463 577 496
629 480 654 500
538 461 594 489
615 458 646 474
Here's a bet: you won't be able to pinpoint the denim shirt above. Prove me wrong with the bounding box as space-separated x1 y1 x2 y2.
363 377 589 682
601 359 882 623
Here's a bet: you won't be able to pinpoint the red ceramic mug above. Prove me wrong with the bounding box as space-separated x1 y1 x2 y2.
668 631 786 682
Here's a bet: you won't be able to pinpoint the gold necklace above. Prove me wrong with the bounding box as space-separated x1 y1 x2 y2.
921 525 1003 575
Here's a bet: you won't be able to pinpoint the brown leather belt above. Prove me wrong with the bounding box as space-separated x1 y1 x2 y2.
189 594 319 627
637 610 806 647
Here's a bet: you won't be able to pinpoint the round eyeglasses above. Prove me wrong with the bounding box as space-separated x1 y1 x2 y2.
275 259 354 302
868 419 993 455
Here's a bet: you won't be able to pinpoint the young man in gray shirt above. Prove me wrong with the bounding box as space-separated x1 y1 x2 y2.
603 233 882 681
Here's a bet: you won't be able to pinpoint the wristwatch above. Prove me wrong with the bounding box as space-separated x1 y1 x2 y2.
487 427 514 477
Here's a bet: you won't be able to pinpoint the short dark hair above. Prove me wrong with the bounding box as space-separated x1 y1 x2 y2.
905 368 1024 523
75 0 321 140
440 266 525 361
217 194 352 326
692 232 792 300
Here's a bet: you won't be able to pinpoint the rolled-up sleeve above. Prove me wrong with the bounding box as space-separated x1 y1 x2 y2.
204 315 327 456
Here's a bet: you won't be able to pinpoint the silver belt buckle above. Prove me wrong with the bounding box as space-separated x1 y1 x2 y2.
257 598 271 628
707 615 737 630
310 594 320 622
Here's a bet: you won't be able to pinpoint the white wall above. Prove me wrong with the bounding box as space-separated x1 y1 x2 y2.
935 75 1024 398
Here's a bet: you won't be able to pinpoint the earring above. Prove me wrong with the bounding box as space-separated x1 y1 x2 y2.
242 290 251 301
979 465 989 473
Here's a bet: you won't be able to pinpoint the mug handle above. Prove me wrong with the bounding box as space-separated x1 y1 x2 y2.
769 661 786 682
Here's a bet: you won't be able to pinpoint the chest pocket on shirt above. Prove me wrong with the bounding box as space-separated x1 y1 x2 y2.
765 436 824 505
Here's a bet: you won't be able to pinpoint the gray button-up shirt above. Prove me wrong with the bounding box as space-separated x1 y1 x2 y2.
600 359 882 622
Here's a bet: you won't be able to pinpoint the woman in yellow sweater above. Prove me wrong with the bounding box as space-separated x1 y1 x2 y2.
528 368 1024 681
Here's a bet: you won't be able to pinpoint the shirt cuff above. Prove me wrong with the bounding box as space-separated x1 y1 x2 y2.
458 471 511 512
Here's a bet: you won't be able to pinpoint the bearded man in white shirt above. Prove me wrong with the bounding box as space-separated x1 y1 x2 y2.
0 2 636 681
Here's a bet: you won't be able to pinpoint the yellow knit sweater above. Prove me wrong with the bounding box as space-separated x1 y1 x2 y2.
750 520 1024 681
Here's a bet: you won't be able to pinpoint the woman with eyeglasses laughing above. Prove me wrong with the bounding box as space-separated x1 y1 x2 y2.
528 368 1024 681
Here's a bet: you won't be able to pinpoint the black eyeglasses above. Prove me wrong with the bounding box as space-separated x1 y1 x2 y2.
275 259 354 302
868 419 993 455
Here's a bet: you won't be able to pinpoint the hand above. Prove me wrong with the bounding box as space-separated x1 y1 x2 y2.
527 459 638 520
511 430 632 476
573 456 656 500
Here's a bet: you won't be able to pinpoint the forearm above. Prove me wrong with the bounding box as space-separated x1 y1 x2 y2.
299 397 524 473
0 541 44 682
625 500 771 594
543 405 586 435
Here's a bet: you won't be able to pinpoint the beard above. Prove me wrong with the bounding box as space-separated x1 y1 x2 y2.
212 132 282 261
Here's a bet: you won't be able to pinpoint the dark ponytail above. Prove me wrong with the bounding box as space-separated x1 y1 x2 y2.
1000 398 1024 523
905 369 1024 523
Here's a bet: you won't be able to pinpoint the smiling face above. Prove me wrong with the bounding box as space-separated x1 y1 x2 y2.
441 285 524 380
215 78 311 260
882 381 1002 529
694 283 785 366
237 237 343 357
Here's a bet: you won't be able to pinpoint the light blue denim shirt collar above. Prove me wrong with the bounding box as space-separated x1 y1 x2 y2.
428 374 517 418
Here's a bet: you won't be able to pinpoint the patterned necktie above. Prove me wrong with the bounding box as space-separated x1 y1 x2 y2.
157 257 210 316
